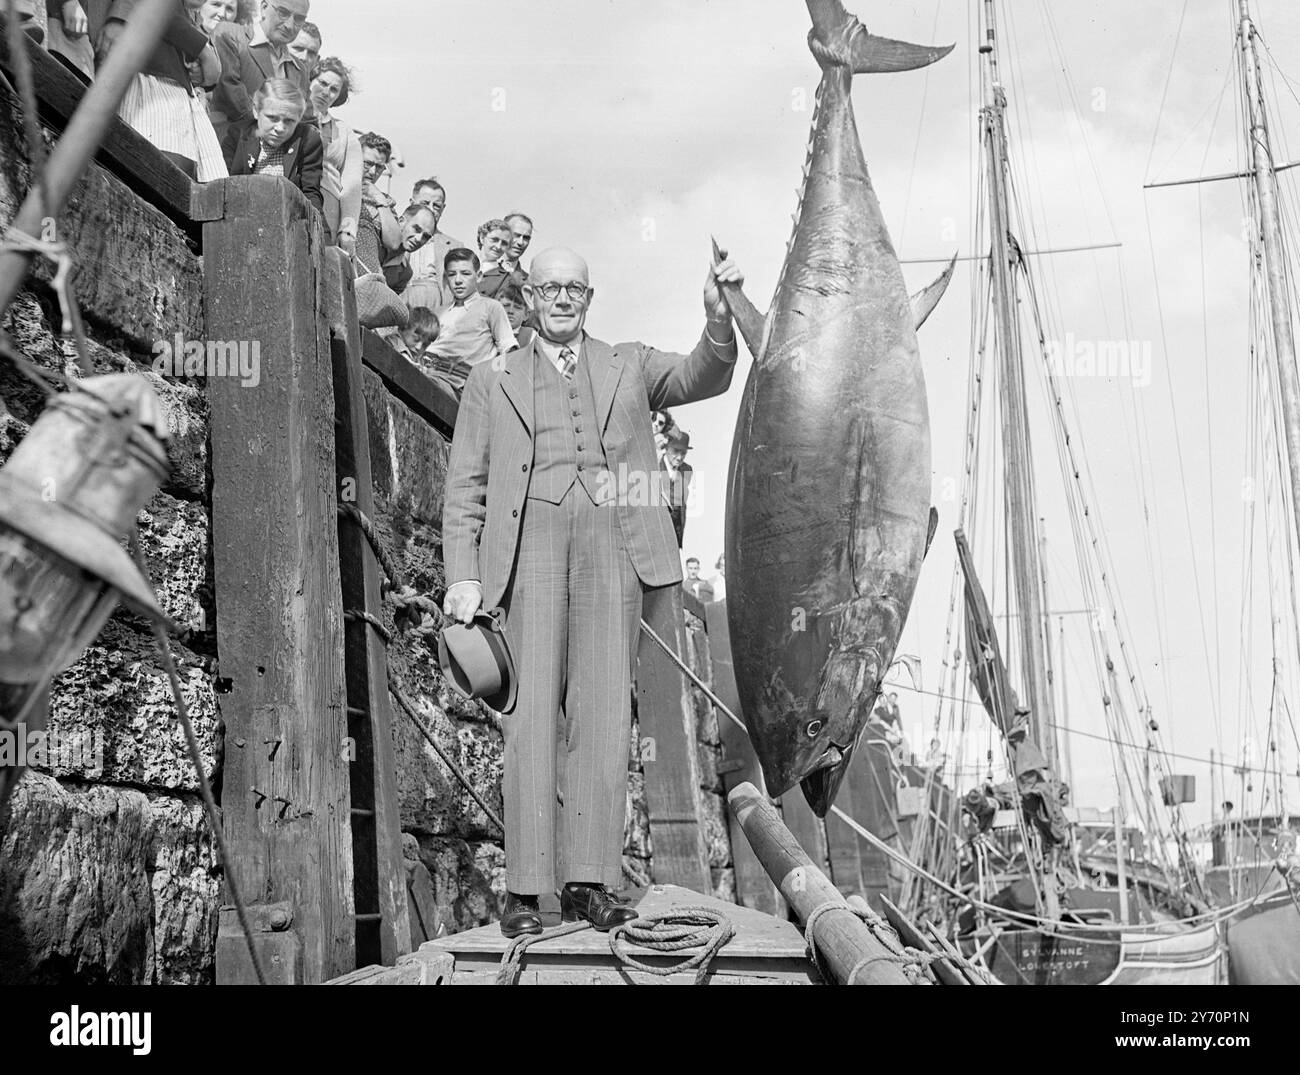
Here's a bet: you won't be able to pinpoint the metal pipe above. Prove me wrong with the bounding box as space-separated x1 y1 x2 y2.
0 0 178 317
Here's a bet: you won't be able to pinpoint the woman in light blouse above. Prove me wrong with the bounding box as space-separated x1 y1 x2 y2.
309 56 363 251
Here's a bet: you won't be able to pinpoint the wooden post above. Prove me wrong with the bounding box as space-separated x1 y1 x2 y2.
323 248 411 968
205 177 353 983
635 585 710 892
780 789 829 882
703 599 781 915
728 782 914 984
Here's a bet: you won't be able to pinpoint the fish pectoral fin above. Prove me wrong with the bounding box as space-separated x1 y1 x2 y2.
910 252 958 331
924 506 939 558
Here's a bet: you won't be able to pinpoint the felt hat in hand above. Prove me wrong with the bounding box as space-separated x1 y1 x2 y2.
437 607 517 714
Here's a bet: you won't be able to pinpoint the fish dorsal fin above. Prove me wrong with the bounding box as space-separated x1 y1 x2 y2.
911 253 958 331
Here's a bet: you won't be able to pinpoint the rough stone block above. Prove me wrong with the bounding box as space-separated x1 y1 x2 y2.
0 772 217 984
414 835 506 934
45 620 219 792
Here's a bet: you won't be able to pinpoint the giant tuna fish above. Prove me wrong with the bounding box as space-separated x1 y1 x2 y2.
722 0 951 816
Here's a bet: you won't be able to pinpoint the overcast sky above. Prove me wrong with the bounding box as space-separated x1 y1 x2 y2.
310 0 1300 828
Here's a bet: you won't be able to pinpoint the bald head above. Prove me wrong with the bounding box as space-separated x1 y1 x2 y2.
528 246 589 286
524 246 594 345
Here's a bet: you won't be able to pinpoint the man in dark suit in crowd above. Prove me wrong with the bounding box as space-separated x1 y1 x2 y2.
442 244 744 937
209 0 313 145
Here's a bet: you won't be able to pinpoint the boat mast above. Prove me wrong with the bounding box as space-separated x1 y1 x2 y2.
980 0 1057 761
1238 0 1300 568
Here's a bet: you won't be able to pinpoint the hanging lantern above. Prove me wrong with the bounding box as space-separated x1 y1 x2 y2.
0 374 170 716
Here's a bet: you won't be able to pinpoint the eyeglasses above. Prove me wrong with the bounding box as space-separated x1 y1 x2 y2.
270 4 308 26
530 281 589 302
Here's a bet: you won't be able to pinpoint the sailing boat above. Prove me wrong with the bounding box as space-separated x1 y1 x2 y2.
1163 0 1300 985
895 0 1225 985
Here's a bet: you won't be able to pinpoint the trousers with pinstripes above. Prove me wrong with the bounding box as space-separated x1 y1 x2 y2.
498 484 643 894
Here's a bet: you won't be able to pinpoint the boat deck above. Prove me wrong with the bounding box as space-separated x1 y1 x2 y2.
332 884 819 985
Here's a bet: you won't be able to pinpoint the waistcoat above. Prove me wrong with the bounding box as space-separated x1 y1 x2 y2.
527 343 610 505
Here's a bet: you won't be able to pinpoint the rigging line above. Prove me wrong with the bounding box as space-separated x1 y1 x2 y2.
1034 1 1123 352
1020 264 1170 764
897 0 945 253
1143 0 1194 181
831 803 1266 939
1140 194 1227 745
888 680 1296 778
1199 190 1224 726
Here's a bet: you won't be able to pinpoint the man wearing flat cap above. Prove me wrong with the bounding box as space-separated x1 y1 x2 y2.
442 245 743 936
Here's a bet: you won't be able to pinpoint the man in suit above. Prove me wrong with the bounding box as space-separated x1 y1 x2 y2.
209 0 313 146
442 245 743 936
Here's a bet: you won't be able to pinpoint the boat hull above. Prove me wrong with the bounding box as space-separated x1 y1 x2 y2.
963 920 1225 985
1223 888 1300 984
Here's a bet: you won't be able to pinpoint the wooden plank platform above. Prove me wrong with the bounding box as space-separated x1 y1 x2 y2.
334 885 819 985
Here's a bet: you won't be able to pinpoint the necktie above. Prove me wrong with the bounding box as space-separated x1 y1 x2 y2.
559 346 577 380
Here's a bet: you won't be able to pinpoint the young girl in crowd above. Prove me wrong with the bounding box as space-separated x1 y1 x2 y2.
309 57 363 251
115 0 226 181
226 79 323 214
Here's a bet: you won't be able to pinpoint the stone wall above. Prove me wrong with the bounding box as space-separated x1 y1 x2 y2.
0 83 219 983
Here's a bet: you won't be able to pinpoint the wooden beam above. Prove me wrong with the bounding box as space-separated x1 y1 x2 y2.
779 788 829 882
635 585 710 892
204 176 353 984
728 782 914 984
360 330 458 439
0 32 197 237
702 599 780 916
323 248 411 969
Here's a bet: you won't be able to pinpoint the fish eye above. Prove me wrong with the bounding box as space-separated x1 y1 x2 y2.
805 719 823 738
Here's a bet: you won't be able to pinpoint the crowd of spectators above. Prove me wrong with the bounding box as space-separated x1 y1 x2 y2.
9 1 720 560
8 0 534 393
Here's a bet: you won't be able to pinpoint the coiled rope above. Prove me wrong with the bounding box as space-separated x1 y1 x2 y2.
609 906 736 985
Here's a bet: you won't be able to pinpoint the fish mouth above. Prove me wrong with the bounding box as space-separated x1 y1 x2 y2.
800 741 852 817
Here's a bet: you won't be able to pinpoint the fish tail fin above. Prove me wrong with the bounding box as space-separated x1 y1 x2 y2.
711 235 767 359
806 0 954 74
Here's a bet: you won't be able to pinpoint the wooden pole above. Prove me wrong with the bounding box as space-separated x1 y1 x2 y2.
1239 0 1300 566
703 599 781 915
982 0 1060 920
728 782 914 984
635 584 711 891
205 177 354 983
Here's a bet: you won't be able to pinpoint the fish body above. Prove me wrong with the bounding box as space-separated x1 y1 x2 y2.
724 2 948 815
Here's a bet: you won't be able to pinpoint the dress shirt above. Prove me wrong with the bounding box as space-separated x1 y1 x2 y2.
249 22 290 78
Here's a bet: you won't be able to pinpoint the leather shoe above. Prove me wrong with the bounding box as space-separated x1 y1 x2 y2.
561 882 638 932
500 892 543 938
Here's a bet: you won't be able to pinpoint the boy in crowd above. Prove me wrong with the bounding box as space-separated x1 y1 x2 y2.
421 248 516 393
226 79 323 214
390 306 440 367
